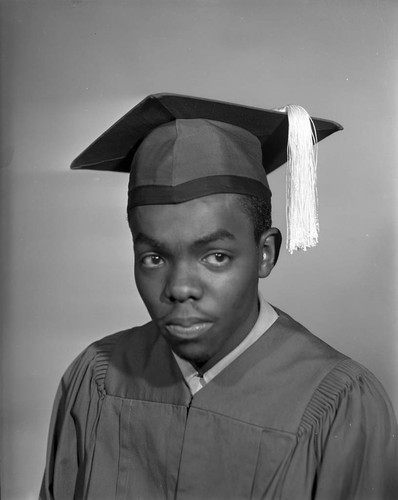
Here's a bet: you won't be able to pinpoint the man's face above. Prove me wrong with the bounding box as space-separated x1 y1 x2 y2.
130 193 265 371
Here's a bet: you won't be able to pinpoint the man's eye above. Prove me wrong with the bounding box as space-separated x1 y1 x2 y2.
141 255 164 268
203 253 230 266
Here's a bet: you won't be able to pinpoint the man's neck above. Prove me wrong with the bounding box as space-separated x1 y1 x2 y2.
173 295 278 395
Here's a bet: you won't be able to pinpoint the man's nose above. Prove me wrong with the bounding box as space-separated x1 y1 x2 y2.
164 261 203 302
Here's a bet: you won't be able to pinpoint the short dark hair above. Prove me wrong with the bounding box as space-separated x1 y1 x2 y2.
236 194 272 244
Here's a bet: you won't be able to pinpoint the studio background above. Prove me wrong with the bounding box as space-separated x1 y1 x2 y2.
1 1 397 498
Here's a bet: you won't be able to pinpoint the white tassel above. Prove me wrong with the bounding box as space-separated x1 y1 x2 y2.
277 105 319 253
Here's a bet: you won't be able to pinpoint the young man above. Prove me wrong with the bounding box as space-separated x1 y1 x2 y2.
40 94 398 499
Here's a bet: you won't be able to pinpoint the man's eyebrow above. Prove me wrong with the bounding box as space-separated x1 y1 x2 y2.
133 229 236 248
193 229 236 247
133 232 162 248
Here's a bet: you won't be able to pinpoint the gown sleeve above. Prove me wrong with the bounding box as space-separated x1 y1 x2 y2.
312 360 398 500
39 334 117 500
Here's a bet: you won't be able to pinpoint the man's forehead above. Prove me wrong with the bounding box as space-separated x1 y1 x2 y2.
131 193 244 220
130 194 250 241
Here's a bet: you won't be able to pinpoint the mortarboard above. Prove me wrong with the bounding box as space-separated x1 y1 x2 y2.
71 93 343 252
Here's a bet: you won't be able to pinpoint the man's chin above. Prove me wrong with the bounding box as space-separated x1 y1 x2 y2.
171 343 212 368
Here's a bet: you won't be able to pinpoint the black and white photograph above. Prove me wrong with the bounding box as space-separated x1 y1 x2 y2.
1 1 397 498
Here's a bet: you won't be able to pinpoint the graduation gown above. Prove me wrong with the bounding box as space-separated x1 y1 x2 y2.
40 309 398 500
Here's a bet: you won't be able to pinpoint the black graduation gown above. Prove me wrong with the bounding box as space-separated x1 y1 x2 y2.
40 309 398 499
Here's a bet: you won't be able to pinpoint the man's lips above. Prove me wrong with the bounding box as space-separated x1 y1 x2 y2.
164 318 214 339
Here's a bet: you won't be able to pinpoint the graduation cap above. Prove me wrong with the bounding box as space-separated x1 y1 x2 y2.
71 93 343 252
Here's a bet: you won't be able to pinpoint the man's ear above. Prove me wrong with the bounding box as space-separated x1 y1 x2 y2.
258 228 282 278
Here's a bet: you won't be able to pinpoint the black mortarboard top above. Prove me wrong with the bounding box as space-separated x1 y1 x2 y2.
71 93 343 252
71 93 342 174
